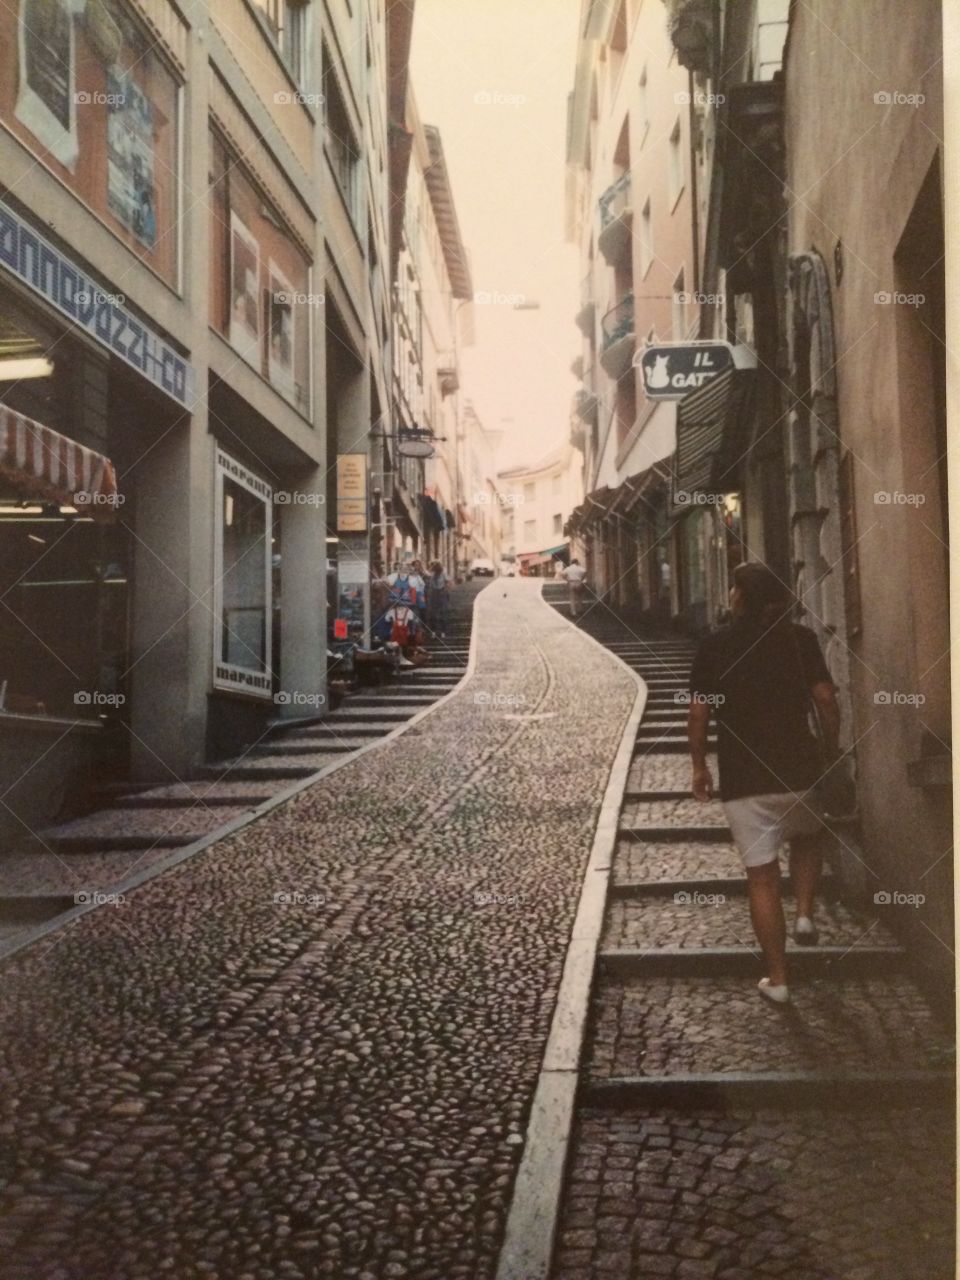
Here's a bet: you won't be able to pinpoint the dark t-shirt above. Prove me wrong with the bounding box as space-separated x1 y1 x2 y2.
689 620 832 801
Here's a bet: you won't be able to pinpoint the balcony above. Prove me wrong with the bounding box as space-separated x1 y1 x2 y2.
600 293 636 379
575 273 595 336
437 353 459 397
574 387 599 426
597 172 633 267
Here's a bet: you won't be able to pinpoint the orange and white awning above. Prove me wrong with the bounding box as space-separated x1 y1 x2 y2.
0 404 118 514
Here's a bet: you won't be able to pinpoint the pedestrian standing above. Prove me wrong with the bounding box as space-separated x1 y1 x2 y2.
687 561 841 1005
425 560 451 638
563 558 588 618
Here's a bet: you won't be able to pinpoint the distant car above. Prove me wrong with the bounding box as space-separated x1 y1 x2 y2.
469 558 496 577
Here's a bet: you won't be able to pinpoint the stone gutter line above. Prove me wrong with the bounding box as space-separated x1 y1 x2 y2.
0 585 491 966
495 584 648 1280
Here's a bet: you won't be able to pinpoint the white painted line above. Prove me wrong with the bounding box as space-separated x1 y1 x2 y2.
495 585 648 1280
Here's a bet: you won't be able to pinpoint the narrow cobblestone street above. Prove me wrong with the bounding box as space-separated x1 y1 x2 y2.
0 581 637 1280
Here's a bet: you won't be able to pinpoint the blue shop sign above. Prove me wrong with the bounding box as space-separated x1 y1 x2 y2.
0 203 193 408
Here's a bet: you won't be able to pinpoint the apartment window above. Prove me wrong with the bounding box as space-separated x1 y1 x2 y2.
552 513 563 536
552 474 562 496
668 118 684 206
523 482 536 504
638 67 649 144
252 0 310 81
640 198 653 276
323 54 359 221
672 269 686 339
523 519 537 544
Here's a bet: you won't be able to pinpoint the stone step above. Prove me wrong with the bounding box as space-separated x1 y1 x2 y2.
256 738 373 755
587 972 945 1082
598 944 906 980
609 873 842 899
618 825 731 842
584 1068 955 1109
627 754 714 793
619 797 726 827
601 892 896 953
196 758 328 781
41 805 253 853
320 707 417 720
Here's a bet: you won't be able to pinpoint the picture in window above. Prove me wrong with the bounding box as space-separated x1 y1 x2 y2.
267 260 295 399
229 211 260 360
15 0 78 170
106 68 157 249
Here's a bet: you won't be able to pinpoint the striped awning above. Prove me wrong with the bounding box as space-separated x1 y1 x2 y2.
674 368 756 499
0 404 118 514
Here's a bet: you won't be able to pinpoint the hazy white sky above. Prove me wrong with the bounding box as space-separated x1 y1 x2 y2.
409 0 581 471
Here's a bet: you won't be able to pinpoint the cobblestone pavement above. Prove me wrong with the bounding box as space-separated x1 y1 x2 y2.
0 581 637 1280
553 1109 954 1280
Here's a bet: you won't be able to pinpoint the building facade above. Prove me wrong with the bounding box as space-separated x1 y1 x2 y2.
0 0 407 835
572 0 950 979
566 0 700 616
498 443 584 576
384 93 472 581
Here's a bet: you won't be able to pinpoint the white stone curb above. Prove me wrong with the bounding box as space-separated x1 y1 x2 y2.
495 586 648 1280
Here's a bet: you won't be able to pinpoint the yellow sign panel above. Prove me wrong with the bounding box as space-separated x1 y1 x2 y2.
337 454 367 500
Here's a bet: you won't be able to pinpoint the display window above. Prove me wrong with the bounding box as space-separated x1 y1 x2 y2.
209 128 312 415
213 448 273 699
0 0 183 288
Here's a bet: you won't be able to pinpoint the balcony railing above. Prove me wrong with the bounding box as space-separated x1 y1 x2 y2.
600 293 636 378
575 271 596 336
598 172 633 266
599 171 632 228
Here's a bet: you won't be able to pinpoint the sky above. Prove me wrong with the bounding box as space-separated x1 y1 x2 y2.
409 0 582 472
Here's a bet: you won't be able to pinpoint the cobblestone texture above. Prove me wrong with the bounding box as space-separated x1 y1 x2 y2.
42 806 253 842
620 798 726 827
553 1108 954 1280
601 895 900 951
613 841 744 885
627 755 710 794
587 976 951 1078
0 582 637 1280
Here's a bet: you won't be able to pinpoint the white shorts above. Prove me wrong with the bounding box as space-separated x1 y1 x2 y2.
722 791 823 868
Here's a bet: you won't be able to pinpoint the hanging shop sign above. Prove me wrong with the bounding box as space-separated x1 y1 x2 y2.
337 454 367 532
634 340 755 401
0 203 193 407
397 426 436 458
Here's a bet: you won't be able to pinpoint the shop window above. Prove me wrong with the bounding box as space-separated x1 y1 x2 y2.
0 0 182 288
209 128 312 413
214 451 273 699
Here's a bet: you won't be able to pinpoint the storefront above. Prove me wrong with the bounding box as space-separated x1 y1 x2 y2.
0 203 193 834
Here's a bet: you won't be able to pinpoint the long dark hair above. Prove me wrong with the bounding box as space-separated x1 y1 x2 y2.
732 562 796 630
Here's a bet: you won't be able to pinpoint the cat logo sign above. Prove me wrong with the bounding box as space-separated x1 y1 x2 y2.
635 341 753 400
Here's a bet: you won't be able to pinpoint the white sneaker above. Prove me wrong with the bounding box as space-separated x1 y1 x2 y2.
794 916 819 946
758 978 790 1004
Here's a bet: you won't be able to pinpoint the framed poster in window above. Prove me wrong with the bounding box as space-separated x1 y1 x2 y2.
106 67 158 249
266 260 295 400
229 212 261 362
15 0 78 170
213 449 273 698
